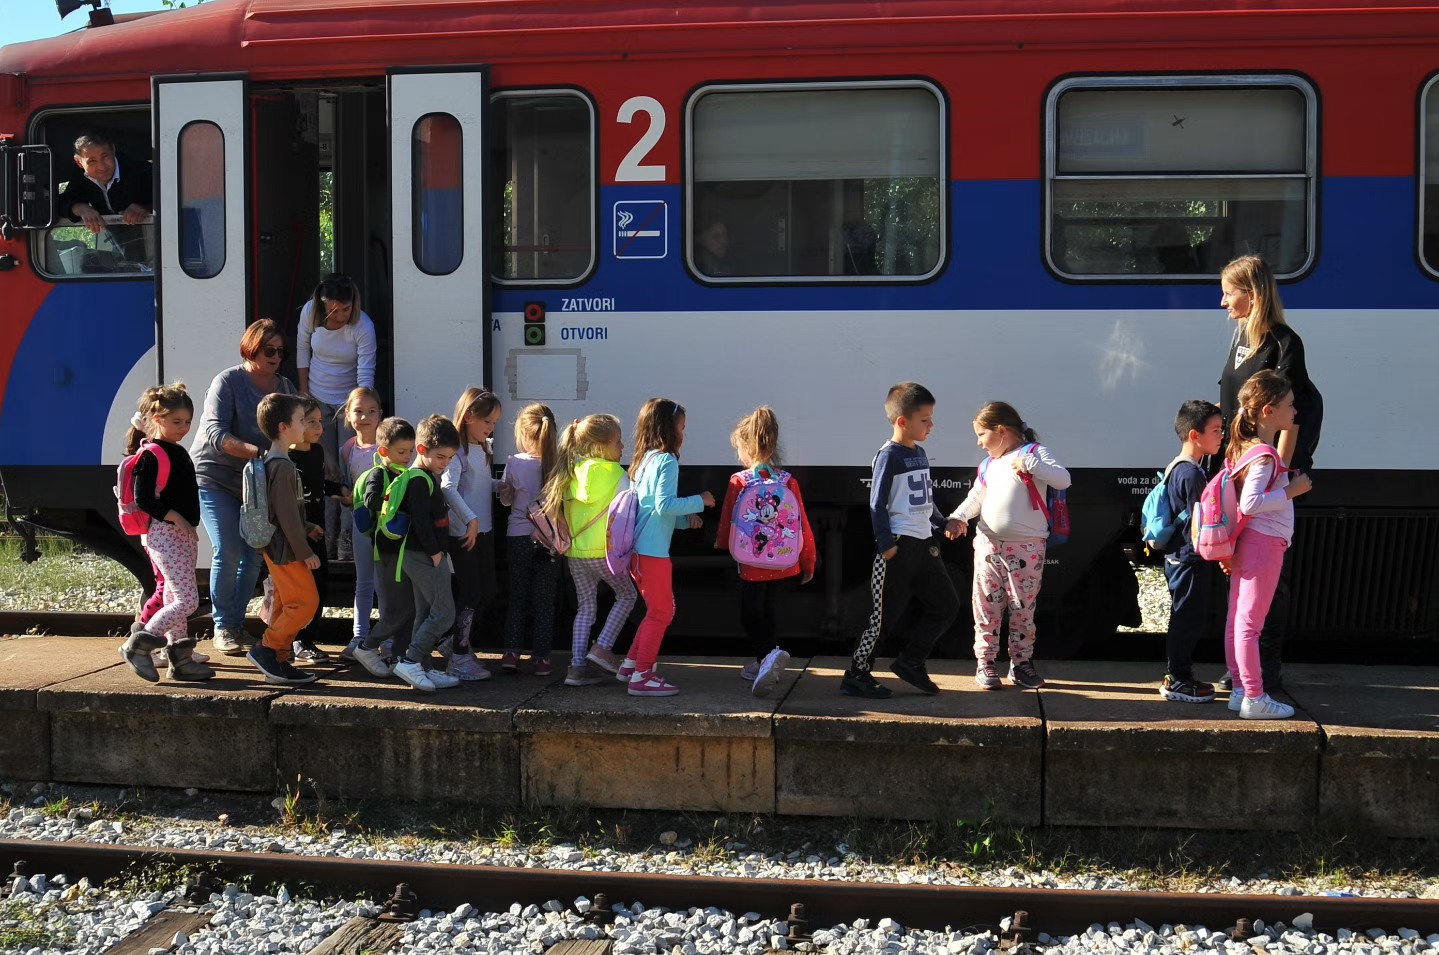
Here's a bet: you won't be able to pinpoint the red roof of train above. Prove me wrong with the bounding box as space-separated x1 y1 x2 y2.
5 0 1439 81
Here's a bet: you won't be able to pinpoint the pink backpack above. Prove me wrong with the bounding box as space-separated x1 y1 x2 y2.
1191 444 1286 561
115 442 170 536
727 466 803 570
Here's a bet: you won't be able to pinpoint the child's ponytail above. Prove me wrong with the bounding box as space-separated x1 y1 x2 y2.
125 382 193 455
540 419 581 524
1227 369 1292 466
974 401 1038 446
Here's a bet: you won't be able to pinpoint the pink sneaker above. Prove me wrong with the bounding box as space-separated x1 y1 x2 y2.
615 658 638 682
532 657 554 678
501 651 521 672
627 669 679 697
585 645 623 674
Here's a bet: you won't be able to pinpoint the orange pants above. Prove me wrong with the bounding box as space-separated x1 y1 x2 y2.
261 556 318 661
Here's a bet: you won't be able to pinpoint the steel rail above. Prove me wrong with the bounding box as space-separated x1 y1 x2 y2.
2 839 1435 935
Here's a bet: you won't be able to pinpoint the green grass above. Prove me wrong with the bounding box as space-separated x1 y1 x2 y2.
0 899 63 950
0 537 134 609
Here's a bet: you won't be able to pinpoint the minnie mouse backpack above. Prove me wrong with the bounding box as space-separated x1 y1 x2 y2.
727 465 803 570
1191 444 1286 562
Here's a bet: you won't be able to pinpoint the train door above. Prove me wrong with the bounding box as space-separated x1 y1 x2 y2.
153 76 248 393
387 67 490 421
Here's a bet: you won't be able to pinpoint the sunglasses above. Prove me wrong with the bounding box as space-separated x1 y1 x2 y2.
261 345 285 358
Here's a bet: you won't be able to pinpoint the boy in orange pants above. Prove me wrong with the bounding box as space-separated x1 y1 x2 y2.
248 393 323 686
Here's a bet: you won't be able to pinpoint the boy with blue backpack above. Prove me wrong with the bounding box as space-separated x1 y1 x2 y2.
1143 399 1224 703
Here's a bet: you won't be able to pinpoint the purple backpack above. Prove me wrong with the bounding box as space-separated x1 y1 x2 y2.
605 454 655 576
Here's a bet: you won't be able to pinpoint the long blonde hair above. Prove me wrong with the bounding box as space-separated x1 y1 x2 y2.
541 414 623 521
1222 254 1286 353
514 402 559 487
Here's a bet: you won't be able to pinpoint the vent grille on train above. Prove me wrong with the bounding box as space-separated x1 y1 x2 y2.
1291 509 1439 637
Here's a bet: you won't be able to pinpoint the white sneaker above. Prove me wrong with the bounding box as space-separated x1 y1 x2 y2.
212 630 245 655
427 669 461 689
1240 693 1295 720
393 659 436 692
352 645 393 678
1228 691 1243 712
753 648 790 699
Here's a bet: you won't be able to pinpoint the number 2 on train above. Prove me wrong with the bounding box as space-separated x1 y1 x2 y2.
616 95 666 182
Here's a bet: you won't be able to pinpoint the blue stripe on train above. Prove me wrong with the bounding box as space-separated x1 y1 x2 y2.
495 177 1431 313
0 281 153 465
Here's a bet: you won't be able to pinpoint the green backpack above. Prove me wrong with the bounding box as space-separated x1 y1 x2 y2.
374 467 435 581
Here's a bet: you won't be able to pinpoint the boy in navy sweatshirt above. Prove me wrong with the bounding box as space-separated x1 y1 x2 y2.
843 382 960 699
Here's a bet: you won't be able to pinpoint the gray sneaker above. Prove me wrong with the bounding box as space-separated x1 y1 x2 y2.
975 660 1002 690
212 629 247 656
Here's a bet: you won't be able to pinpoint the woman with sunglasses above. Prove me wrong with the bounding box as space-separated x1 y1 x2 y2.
296 273 377 558
192 318 299 656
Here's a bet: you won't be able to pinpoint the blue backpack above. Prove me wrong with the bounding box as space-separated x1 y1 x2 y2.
1140 456 1196 552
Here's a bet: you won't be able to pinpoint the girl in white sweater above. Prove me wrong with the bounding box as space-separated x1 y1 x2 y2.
946 401 1070 692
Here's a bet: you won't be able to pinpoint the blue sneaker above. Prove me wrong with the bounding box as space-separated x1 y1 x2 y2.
247 645 317 686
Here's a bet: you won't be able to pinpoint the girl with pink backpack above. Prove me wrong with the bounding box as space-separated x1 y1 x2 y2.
1221 369 1313 720
714 407 816 698
623 398 714 697
117 383 213 682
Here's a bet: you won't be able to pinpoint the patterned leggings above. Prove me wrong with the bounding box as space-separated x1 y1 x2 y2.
567 557 637 666
972 533 1046 664
143 519 200 644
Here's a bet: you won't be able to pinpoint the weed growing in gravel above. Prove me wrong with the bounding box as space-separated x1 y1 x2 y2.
40 795 71 818
0 899 63 949
0 537 135 609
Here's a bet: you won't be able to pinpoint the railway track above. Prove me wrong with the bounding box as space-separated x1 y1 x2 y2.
3 838 1437 940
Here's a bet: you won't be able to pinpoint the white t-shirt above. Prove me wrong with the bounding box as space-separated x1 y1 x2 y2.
296 300 378 405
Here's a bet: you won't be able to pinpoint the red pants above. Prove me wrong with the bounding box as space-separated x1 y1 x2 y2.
629 554 674 673
262 556 318 661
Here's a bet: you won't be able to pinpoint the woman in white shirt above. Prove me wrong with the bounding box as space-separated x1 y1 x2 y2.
296 272 378 556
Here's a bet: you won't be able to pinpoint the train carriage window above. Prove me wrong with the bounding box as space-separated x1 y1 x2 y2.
688 83 944 281
33 107 156 279
1422 75 1439 277
177 121 226 279
1047 77 1315 279
413 113 464 276
491 91 595 283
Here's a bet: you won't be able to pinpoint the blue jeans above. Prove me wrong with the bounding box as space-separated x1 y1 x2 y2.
198 486 264 633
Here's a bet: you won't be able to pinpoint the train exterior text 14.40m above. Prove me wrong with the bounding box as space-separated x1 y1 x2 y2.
1 0 1437 648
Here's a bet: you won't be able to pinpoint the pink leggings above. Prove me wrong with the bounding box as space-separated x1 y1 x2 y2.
143 520 200 644
1224 529 1287 699
629 554 674 673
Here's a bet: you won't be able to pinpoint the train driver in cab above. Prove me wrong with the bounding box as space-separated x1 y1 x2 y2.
61 130 154 234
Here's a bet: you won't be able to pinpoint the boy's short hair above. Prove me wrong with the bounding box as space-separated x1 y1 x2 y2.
376 417 415 448
298 395 324 417
884 381 936 423
257 393 303 441
416 414 461 451
1175 399 1222 440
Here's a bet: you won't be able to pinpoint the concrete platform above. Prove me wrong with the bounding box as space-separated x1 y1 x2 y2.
773 657 1043 823
1040 661 1320 830
2 634 1437 832
0 637 118 780
1285 664 1439 837
515 657 798 813
271 654 546 804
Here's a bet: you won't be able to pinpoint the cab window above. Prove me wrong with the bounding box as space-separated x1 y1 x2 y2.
32 107 155 279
